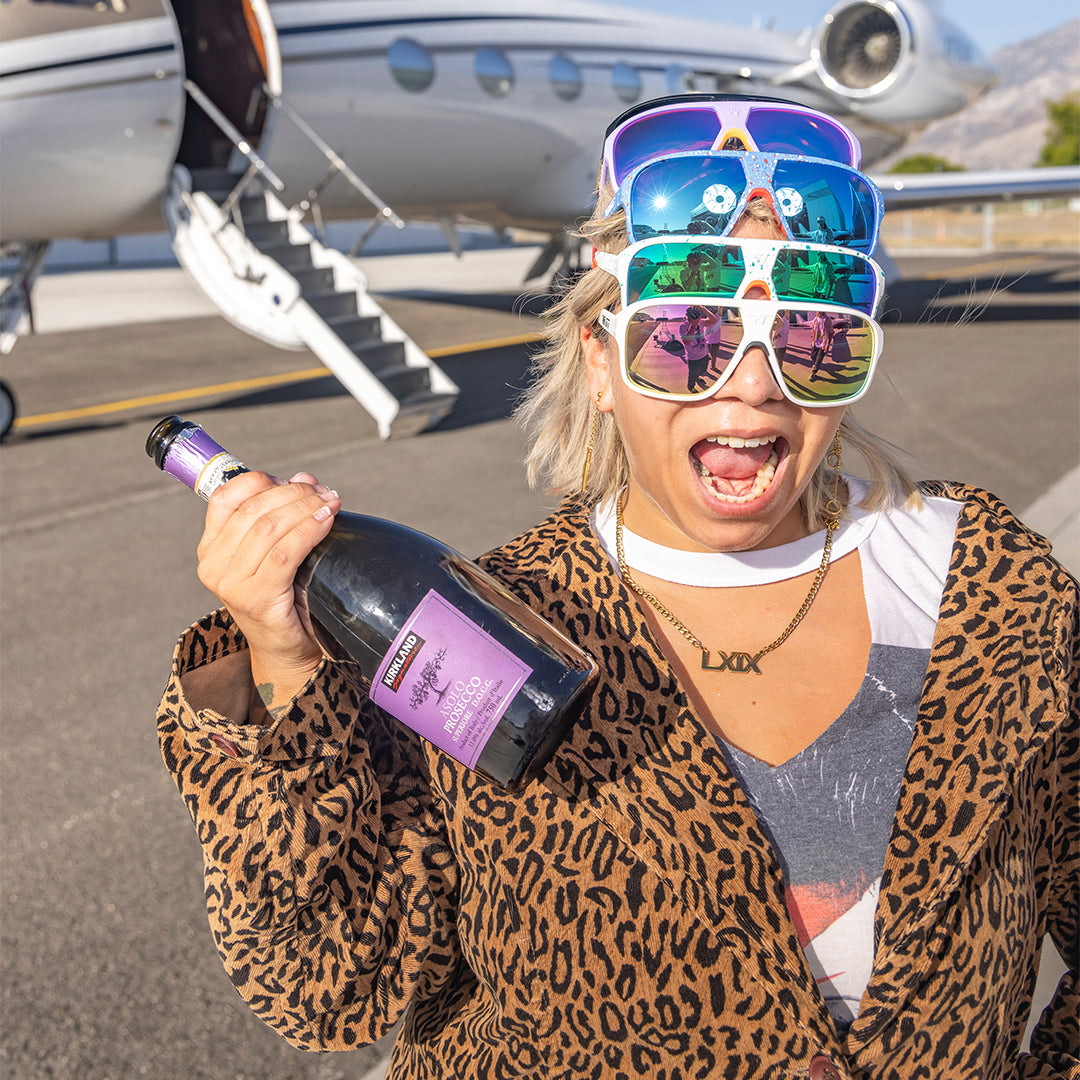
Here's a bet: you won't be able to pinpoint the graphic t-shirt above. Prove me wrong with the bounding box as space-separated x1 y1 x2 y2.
721 650 920 1031
593 478 961 1032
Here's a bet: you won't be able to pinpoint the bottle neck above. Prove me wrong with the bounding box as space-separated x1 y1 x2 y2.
160 425 249 500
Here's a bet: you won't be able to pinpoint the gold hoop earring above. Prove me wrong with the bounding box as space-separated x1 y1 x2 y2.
579 390 603 496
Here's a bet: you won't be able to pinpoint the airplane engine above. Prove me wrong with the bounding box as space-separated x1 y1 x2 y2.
811 0 995 125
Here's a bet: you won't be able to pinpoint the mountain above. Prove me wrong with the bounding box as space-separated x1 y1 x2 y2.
877 19 1080 171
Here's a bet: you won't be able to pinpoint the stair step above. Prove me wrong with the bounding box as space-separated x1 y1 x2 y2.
391 390 460 436
324 313 382 347
245 218 291 244
239 194 272 223
257 242 313 270
292 266 336 294
365 361 432 399
188 168 243 199
351 339 407 372
306 291 359 319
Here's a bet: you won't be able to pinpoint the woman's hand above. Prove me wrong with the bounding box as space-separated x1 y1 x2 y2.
196 470 342 717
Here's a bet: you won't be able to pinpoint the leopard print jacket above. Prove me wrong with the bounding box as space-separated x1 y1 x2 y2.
157 484 1079 1080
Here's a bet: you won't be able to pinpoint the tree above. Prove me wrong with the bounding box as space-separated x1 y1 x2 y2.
409 648 449 709
1037 93 1080 167
889 153 965 174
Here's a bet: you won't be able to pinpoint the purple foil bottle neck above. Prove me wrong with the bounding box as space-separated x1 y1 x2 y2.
146 416 248 499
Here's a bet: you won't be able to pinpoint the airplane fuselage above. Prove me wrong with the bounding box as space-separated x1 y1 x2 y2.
0 0 996 245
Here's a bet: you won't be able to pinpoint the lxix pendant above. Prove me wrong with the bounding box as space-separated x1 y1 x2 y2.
701 650 763 674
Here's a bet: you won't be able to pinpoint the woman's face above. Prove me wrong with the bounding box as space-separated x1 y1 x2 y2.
585 215 845 552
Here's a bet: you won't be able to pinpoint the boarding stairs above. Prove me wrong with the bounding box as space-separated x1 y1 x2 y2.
162 82 458 439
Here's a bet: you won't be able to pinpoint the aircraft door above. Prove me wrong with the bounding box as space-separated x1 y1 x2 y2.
171 0 281 169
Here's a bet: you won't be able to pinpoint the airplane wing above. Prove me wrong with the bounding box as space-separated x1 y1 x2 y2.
872 166 1080 209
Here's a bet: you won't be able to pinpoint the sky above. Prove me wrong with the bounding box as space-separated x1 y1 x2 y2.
606 0 1078 59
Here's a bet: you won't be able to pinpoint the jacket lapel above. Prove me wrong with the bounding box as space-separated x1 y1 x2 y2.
493 506 829 1002
850 485 1068 1044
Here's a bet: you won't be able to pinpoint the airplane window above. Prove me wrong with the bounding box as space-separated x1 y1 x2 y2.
549 54 583 101
665 63 689 94
612 62 641 104
388 38 435 93
475 48 514 97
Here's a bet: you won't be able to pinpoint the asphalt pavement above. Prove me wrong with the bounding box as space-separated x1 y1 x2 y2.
0 245 1076 1079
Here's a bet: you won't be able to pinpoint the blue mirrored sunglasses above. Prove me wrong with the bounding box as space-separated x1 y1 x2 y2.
603 151 883 254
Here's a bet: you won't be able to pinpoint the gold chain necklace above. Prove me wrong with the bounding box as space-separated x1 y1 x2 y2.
614 439 843 675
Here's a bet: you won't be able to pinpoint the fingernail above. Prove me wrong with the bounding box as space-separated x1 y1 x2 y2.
313 505 332 521
272 475 288 486
320 489 339 500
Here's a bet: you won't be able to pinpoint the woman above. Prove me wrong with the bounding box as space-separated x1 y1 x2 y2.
677 303 718 391
157 96 1078 1079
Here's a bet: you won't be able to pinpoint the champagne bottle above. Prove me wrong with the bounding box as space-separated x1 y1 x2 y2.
146 416 597 791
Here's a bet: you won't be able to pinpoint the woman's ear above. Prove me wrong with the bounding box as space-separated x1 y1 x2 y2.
580 324 615 410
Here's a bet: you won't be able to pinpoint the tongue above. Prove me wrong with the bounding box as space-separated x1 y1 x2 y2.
692 439 773 480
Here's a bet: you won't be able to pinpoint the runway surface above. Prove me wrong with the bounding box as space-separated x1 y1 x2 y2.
1 247 1076 1079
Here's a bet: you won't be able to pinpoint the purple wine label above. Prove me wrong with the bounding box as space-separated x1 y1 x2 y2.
370 589 532 768
163 428 247 498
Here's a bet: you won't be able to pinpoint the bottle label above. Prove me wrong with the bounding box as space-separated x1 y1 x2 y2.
163 426 247 498
192 452 247 498
370 589 533 769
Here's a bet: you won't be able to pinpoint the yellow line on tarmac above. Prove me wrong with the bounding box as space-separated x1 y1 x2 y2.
429 330 545 357
13 368 330 429
13 330 547 430
919 254 1045 281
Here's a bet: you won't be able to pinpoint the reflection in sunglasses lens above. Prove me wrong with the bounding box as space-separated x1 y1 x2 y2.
622 242 879 316
625 156 878 253
613 110 721 185
624 303 875 404
770 250 877 312
777 311 875 404
611 107 858 187
747 108 853 163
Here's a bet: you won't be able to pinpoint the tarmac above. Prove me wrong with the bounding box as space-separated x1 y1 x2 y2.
0 243 1077 1079
21 246 1080 574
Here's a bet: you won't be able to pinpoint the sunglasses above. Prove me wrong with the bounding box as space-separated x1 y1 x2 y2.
598 95 862 192
594 236 885 316
604 151 883 253
599 297 882 407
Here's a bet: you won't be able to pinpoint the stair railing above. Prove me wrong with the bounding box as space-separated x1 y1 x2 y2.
182 79 286 225
182 79 406 252
264 85 406 244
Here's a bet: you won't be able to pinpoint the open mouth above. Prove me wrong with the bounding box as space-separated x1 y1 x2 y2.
691 434 782 504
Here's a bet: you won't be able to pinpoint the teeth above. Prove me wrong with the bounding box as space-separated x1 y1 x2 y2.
697 448 778 504
704 434 776 449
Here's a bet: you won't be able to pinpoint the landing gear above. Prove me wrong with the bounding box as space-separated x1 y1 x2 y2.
1 239 49 442
0 379 16 441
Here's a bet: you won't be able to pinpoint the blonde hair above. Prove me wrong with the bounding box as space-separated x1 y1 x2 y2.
515 199 921 528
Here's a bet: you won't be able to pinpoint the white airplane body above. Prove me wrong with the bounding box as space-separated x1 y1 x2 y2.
1 0 1077 438
1 0 1007 242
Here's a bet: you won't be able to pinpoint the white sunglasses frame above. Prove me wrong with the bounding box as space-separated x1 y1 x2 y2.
598 98 862 192
593 235 885 317
598 296 883 408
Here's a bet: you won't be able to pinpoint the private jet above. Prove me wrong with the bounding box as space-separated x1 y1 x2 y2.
1 0 1075 439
